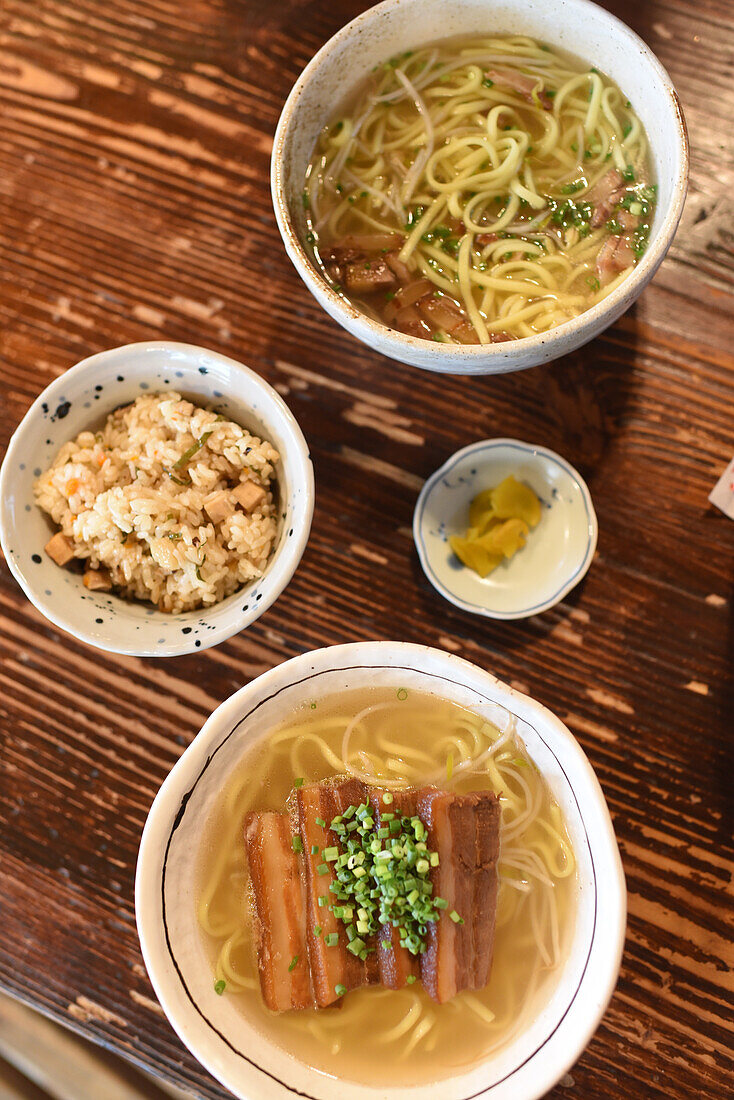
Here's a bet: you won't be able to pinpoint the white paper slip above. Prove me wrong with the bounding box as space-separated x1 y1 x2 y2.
709 457 734 519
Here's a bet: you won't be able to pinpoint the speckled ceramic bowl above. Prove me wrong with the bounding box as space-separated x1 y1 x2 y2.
0 342 314 657
136 641 626 1100
414 439 598 618
271 0 688 374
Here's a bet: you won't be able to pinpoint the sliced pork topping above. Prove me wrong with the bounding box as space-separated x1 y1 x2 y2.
369 788 421 990
344 258 396 295
486 69 553 110
595 234 635 285
588 168 627 227
417 789 501 1004
245 780 501 1011
244 811 314 1012
297 778 376 1007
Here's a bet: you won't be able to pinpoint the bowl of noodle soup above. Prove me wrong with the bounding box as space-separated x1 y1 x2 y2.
271 0 688 374
136 642 625 1100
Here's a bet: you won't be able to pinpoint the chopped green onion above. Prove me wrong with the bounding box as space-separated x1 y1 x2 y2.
325 933 339 947
166 470 191 486
406 975 417 984
172 431 213 470
311 844 320 855
449 910 464 924
318 895 327 907
323 846 339 862
317 863 329 875
315 817 326 828
314 925 322 937
294 777 304 788
434 897 448 909
288 955 299 972
214 979 226 995
291 835 303 854
335 983 346 997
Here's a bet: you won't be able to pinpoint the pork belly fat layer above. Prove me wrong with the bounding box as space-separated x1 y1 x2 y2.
243 811 313 1011
369 787 421 989
417 789 501 1004
297 778 378 1007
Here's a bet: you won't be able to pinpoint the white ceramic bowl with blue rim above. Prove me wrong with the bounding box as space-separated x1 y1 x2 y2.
271 0 688 375
135 641 625 1100
0 342 314 657
413 439 598 619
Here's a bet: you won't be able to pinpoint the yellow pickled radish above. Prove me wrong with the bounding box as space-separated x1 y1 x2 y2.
468 488 496 530
477 517 529 559
490 475 542 528
448 535 503 578
450 475 541 577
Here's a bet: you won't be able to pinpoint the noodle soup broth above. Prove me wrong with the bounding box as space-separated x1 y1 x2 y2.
303 35 657 345
197 688 577 1084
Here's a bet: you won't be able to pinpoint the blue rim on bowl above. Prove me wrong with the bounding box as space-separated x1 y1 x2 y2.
413 439 598 620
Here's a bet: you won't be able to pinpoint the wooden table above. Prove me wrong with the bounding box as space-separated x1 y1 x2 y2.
1 1 732 1097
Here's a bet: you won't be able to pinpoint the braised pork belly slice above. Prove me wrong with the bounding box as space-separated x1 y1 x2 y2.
416 789 501 1004
296 778 379 1007
243 811 314 1011
369 788 421 990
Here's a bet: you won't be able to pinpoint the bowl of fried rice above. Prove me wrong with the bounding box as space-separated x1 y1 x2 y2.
0 342 314 656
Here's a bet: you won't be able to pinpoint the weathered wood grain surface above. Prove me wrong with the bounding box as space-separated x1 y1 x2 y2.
1 1 732 1097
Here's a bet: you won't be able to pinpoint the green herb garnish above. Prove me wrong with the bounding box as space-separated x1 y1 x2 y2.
312 801 453 958
172 430 213 471
214 979 226 995
288 955 299 972
292 835 303 854
166 470 191 486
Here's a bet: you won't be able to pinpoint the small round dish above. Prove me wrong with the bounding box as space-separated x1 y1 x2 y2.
0 342 314 657
135 641 626 1100
413 439 598 619
271 0 688 375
